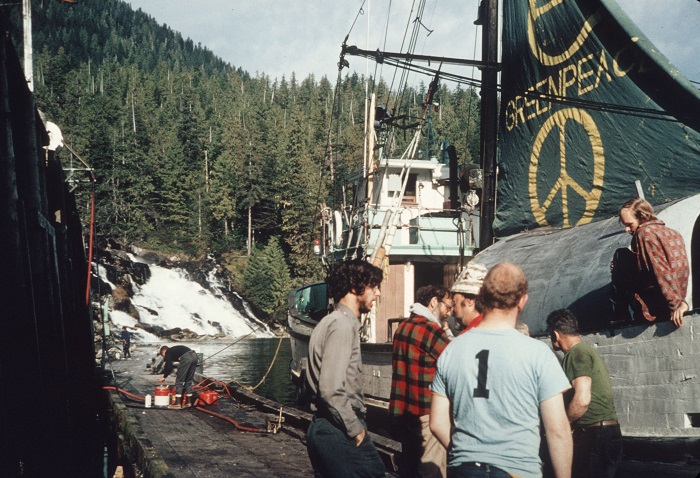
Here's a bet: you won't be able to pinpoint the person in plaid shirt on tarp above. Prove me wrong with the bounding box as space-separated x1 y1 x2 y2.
390 284 453 477
619 198 689 327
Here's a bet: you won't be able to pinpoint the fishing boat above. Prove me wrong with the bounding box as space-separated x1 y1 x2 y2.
288 86 480 406
288 0 700 445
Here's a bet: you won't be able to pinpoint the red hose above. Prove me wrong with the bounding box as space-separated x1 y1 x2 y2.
102 385 145 402
194 406 266 433
102 384 267 433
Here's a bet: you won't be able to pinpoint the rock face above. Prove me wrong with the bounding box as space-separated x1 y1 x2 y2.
91 239 261 342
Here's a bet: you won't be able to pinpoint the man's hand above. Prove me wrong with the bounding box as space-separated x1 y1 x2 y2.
354 429 366 447
429 393 453 449
541 394 573 478
158 376 165 383
671 302 689 328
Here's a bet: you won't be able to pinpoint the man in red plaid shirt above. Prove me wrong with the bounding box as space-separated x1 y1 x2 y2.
390 284 453 477
619 198 689 327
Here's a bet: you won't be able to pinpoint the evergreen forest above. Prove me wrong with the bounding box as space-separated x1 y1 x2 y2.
6 0 482 320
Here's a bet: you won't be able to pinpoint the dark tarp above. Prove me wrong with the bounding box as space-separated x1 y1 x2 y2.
494 0 700 237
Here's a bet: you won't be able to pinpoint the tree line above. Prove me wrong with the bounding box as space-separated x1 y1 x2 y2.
7 0 482 321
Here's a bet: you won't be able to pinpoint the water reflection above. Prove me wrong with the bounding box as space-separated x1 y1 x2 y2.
164 338 296 406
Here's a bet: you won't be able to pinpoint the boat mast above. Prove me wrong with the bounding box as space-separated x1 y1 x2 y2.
478 0 498 250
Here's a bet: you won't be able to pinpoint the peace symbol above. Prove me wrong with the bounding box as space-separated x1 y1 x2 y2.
529 108 605 228
527 0 603 66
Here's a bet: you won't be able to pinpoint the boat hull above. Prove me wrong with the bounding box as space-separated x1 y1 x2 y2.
289 310 700 440
472 195 700 441
287 309 393 409
289 195 700 441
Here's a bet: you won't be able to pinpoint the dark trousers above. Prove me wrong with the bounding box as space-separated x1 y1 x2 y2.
572 424 623 478
122 342 131 358
394 414 422 477
175 350 198 395
447 462 511 478
306 416 385 478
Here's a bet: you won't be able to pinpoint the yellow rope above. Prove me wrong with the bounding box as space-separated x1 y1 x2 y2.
241 333 285 392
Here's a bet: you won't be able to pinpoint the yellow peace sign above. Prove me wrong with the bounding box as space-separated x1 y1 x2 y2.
528 0 603 66
529 108 605 228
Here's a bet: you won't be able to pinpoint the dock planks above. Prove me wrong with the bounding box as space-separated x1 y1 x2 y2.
106 351 317 477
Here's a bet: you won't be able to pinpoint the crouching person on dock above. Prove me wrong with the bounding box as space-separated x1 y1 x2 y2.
305 259 386 478
159 345 198 409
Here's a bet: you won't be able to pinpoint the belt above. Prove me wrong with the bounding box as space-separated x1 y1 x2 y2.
456 462 507 474
574 420 618 432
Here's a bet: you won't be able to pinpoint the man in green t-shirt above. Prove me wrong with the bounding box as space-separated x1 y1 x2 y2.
546 309 622 478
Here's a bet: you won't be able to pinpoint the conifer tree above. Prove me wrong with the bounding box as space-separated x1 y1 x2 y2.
243 238 292 319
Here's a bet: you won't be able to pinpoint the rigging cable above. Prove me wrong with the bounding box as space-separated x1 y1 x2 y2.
373 0 393 85
311 0 373 274
61 140 96 306
356 55 697 124
464 8 481 164
347 0 368 37
200 329 258 363
235 334 285 392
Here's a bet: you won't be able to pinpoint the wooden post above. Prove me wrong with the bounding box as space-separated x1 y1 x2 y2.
22 0 33 91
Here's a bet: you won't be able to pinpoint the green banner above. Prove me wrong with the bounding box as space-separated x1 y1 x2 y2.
494 0 700 236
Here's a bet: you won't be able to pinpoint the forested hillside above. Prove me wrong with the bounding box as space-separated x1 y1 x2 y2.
5 0 481 319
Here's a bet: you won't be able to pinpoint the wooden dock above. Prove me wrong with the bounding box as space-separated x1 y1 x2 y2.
103 349 699 478
104 350 400 477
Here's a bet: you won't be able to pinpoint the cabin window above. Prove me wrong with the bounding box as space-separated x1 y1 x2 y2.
686 413 700 428
294 283 328 320
402 174 418 205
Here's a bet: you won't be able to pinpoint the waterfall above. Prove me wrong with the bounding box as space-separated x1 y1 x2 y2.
101 252 273 342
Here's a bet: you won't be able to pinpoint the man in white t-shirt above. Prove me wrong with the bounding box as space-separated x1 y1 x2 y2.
430 262 573 478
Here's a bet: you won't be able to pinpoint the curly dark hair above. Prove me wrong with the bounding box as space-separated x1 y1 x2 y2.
478 262 528 312
546 308 580 335
326 260 383 302
415 285 451 307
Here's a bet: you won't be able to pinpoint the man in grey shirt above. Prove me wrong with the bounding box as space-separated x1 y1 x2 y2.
306 259 385 478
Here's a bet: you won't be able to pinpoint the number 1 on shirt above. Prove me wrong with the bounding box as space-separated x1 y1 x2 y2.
474 349 490 398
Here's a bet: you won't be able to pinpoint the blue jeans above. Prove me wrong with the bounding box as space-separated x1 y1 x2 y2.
307 416 385 478
572 424 623 478
447 462 512 478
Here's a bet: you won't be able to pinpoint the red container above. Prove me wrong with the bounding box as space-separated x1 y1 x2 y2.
197 391 219 405
154 385 170 407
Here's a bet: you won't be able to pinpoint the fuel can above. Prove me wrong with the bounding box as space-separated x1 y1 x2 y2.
197 391 219 405
154 385 170 407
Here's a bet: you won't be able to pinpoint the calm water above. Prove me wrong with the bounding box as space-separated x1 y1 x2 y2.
160 338 297 406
